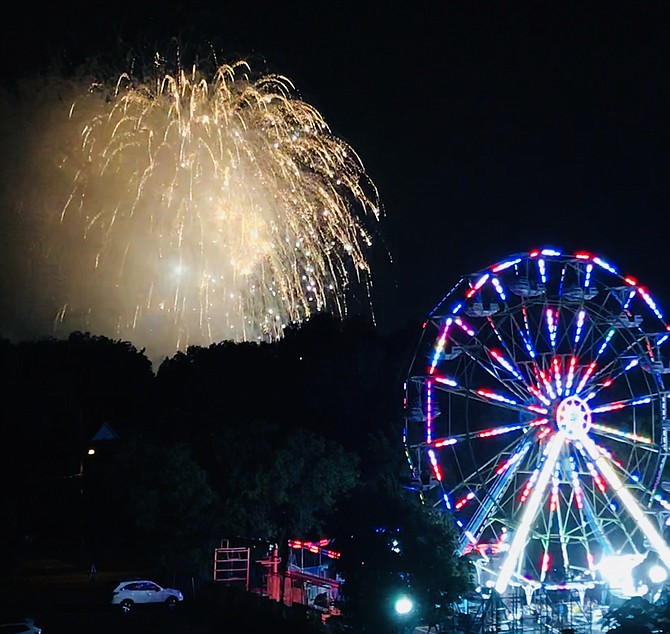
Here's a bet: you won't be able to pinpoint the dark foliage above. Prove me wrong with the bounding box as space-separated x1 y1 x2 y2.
0 316 416 563
330 481 474 633
203 583 328 634
0 315 476 632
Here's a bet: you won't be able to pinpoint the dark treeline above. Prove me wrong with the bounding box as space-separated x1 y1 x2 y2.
0 313 421 578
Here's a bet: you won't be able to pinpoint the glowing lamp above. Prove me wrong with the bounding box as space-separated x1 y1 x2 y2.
394 596 413 615
649 565 668 584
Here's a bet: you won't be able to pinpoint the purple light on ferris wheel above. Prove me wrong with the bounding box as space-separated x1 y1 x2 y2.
546 308 558 349
573 310 586 345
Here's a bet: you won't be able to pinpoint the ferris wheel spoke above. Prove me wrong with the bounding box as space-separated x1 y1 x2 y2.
559 488 593 566
586 438 662 504
590 395 654 415
446 325 536 402
431 375 547 417
455 437 535 555
589 419 655 445
485 309 540 372
590 330 651 371
424 420 544 449
570 446 633 547
576 487 616 561
565 319 643 397
563 307 589 358
430 306 537 402
451 429 543 512
574 330 648 397
557 445 617 561
454 434 534 493
540 472 573 583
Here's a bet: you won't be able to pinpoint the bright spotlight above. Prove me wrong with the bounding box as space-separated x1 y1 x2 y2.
649 565 668 584
394 596 414 615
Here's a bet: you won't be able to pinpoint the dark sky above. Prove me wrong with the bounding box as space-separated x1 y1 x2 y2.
3 1 670 337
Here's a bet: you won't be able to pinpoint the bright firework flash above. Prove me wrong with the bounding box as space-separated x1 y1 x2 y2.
0 59 381 364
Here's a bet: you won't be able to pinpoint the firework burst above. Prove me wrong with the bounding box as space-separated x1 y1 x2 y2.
1 60 381 363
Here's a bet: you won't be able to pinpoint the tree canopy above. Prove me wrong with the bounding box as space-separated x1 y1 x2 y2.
331 482 474 633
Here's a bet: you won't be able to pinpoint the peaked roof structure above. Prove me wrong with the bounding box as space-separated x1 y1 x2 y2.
90 422 119 442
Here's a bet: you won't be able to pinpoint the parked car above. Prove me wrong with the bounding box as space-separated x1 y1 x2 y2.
0 619 42 634
111 580 184 614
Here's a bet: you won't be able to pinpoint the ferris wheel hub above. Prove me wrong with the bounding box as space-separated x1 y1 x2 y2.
555 395 592 438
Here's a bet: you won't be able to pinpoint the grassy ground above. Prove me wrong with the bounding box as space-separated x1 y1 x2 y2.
0 559 333 634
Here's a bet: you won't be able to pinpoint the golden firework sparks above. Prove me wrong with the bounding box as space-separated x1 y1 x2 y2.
24 60 380 362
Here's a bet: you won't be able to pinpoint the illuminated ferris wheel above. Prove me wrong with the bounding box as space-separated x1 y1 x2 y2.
404 248 670 596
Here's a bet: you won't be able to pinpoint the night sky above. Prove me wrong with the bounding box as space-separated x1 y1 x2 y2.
2 1 670 341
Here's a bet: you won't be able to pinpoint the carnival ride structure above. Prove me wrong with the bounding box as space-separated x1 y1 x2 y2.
404 248 670 611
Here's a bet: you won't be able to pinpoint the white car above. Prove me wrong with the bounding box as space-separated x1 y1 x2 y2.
111 579 184 613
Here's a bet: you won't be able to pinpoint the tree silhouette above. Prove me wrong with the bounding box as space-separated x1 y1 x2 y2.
331 481 474 633
109 439 217 576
